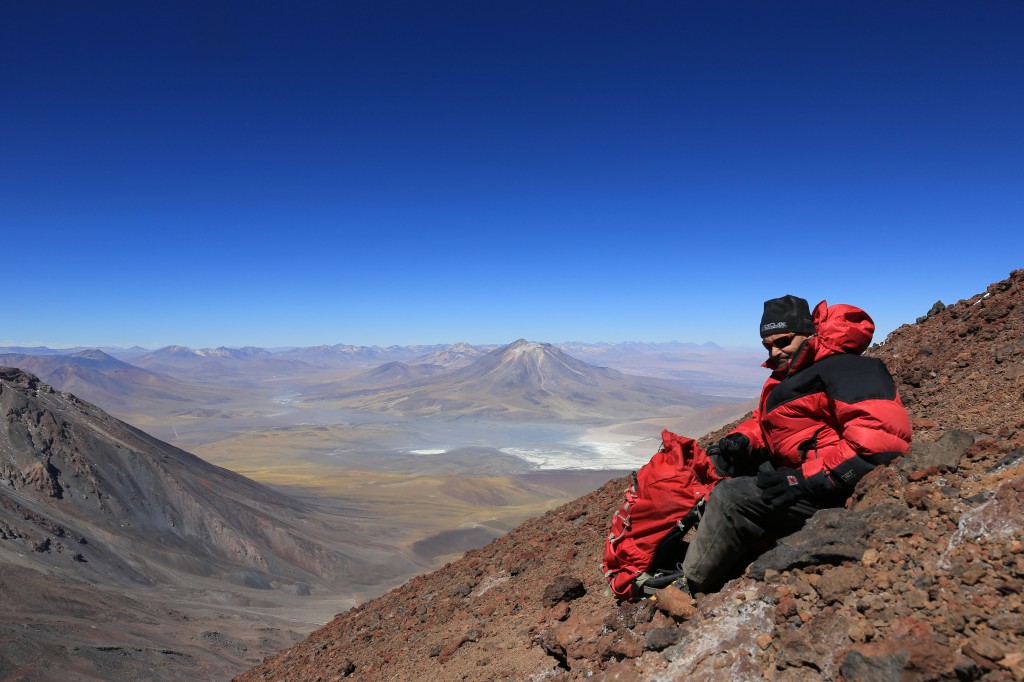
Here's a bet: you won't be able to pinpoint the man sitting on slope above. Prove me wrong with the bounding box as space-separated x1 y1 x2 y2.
681 294 912 594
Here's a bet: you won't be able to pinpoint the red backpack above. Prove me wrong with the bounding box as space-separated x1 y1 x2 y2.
602 430 722 601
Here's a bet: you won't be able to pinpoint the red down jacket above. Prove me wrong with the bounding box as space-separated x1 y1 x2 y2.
730 300 912 498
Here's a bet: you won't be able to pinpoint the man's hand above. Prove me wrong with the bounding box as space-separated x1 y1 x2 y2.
756 468 813 509
707 433 751 477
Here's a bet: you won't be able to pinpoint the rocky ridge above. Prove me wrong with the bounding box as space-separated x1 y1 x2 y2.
235 269 1024 682
0 366 429 680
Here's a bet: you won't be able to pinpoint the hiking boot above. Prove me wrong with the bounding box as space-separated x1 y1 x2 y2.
666 576 689 594
635 569 688 599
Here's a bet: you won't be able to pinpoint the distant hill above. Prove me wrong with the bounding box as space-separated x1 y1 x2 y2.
0 345 71 355
357 360 446 385
131 345 319 380
271 343 448 369
410 341 484 368
0 349 195 407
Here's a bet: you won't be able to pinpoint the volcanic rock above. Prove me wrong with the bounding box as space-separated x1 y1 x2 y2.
542 575 587 607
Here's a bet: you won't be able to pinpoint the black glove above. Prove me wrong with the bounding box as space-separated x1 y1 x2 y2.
756 467 813 509
707 433 751 477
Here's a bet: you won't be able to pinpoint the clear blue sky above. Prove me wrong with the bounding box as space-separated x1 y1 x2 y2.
3 1 1021 349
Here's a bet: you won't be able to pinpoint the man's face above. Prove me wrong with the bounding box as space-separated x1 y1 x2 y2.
762 332 809 368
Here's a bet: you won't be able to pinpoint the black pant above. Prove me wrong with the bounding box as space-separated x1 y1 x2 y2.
682 474 840 593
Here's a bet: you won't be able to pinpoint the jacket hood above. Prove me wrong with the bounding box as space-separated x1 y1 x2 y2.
810 300 875 359
764 300 875 376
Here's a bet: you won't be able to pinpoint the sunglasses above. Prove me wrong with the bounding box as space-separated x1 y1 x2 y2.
762 334 797 351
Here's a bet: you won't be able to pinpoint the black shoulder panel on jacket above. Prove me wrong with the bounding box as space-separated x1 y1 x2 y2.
765 354 897 413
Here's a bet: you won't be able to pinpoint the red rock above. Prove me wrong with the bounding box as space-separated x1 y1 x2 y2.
999 652 1024 678
907 466 942 482
652 587 697 620
961 642 998 671
815 565 867 604
776 596 798 619
967 633 1006 661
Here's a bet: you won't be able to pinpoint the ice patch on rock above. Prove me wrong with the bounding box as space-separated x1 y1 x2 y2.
657 580 774 681
939 477 1024 570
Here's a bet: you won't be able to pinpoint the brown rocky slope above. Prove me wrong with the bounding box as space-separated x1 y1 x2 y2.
0 367 425 681
235 269 1024 682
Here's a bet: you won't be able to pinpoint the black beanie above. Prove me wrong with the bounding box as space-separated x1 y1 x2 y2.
760 295 814 338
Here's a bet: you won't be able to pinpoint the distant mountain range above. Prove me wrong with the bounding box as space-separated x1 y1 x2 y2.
313 339 723 423
271 343 451 367
0 340 755 424
127 344 321 381
1 340 740 366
